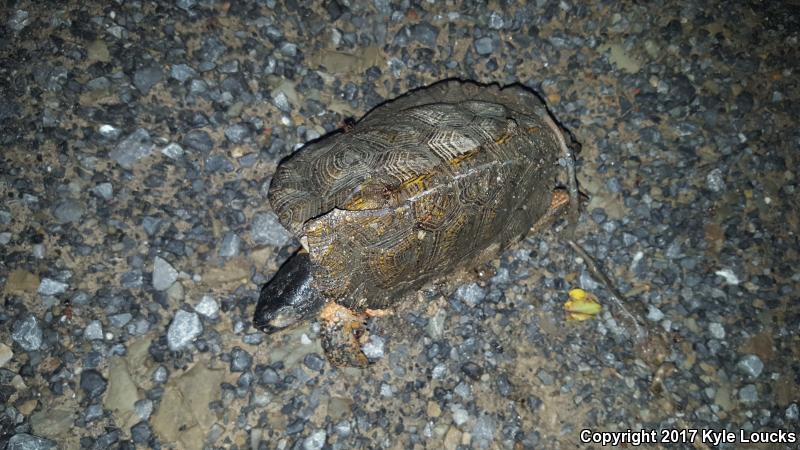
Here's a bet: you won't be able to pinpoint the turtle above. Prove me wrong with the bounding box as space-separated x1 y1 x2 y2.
253 80 580 366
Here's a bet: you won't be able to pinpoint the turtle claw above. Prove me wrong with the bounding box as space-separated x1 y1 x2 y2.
319 303 371 367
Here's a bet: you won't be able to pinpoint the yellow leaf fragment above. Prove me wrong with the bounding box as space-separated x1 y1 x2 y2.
564 288 602 321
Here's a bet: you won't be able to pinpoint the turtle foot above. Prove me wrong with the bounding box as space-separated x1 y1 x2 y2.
319 302 370 367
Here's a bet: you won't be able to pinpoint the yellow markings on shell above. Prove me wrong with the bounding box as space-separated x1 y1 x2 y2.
448 148 479 166
494 131 514 145
344 196 367 210
401 174 428 191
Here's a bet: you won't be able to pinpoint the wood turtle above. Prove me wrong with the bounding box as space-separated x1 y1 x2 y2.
253 80 579 366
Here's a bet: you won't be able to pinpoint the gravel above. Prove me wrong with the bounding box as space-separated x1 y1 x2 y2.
109 128 154 169
195 295 220 319
302 429 327 450
361 335 385 360
1 1 796 448
79 369 107 401
166 310 203 351
84 321 104 341
11 315 43 351
52 199 84 224
152 256 179 291
251 212 293 247
229 347 253 372
37 278 68 296
737 355 764 379
6 434 57 450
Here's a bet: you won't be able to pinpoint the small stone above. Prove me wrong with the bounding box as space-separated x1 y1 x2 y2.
92 183 113 200
12 315 43 351
141 217 163 236
737 355 764 379
98 124 121 139
488 11 504 29
84 321 104 341
133 66 163 94
6 433 57 450
260 367 279 385
280 42 298 57
461 361 482 380
426 309 447 339
135 398 153 420
252 391 271 407
715 268 740 285
80 369 108 400
251 212 293 247
52 199 84 224
152 366 168 384
454 382 471 399
0 342 13 367
195 295 219 319
455 283 485 306
167 310 203 351
427 401 441 417
109 128 154 169
709 322 725 339
152 256 179 291
472 414 495 448
130 421 152 444
182 130 214 153
219 232 241 257
128 318 150 336
409 22 439 47
109 313 132 328
646 305 665 322
92 430 121 448
230 347 253 372
450 403 469 426
272 91 291 112
219 60 239 73
706 168 726 193
161 143 184 159
474 37 495 55
7 10 31 32
170 64 197 82
302 429 327 450
189 79 208 94
224 124 250 144
37 278 68 295
786 403 798 421
537 369 554 386
334 421 351 437
303 353 326 371
362 334 385 360
84 403 104 422
432 364 447 380
738 384 758 404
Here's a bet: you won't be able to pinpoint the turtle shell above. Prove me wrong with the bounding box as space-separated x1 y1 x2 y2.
268 80 562 309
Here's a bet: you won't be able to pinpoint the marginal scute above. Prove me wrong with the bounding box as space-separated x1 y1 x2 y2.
267 80 563 309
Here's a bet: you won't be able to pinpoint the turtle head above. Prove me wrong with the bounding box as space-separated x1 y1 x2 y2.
253 250 325 334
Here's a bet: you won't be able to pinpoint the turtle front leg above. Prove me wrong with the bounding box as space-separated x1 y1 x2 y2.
319 302 371 367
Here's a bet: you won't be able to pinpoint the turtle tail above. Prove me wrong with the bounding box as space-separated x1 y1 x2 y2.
253 249 325 334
